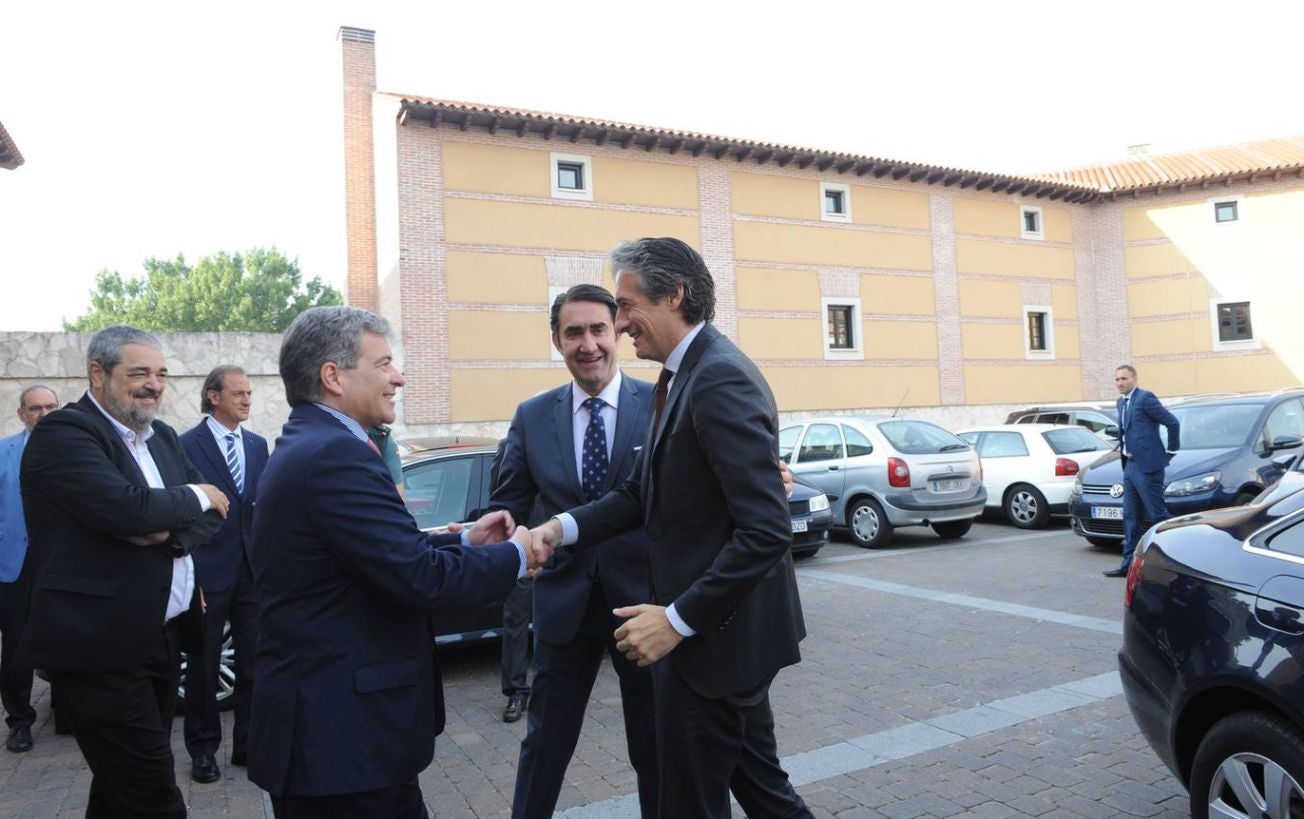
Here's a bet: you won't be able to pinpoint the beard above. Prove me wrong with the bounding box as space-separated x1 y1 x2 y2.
102 388 160 433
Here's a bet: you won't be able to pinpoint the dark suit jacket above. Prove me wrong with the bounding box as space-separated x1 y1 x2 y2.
247 404 521 797
180 420 269 593
17 393 217 671
571 324 805 699
1119 388 1180 472
490 374 653 645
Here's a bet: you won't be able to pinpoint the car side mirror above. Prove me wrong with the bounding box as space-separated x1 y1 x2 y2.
1103 426 1120 439
1271 452 1298 469
1267 434 1304 452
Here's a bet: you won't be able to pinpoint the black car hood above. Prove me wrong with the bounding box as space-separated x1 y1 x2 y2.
1153 487 1304 540
1080 447 1239 483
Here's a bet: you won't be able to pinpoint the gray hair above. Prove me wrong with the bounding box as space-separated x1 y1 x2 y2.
279 306 391 407
200 365 247 414
86 325 162 377
609 237 715 325
18 384 58 408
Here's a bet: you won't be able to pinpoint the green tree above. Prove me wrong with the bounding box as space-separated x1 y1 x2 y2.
64 248 343 332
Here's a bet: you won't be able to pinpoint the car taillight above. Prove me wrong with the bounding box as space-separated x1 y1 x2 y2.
1055 457 1079 477
1124 551 1144 607
887 457 911 488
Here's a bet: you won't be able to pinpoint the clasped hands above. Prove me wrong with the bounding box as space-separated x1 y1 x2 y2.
450 510 556 576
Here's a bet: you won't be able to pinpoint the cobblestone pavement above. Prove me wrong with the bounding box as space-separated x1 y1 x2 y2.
0 519 1194 817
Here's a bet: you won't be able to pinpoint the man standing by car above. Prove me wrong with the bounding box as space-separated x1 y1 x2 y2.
1106 364 1180 577
178 365 269 783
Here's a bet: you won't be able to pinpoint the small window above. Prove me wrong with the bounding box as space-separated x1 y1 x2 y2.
1262 399 1304 452
797 424 844 464
1022 305 1055 359
1043 428 1107 455
821 298 863 361
779 425 802 462
978 432 1029 458
1034 412 1070 426
1075 412 1115 435
842 425 874 458
1020 205 1043 240
820 182 851 223
1217 301 1253 342
1027 312 1048 351
1214 200 1239 223
828 305 854 349
403 457 475 530
550 152 593 201
1265 517 1304 560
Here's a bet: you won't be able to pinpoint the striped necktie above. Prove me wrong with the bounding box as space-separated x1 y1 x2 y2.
225 432 244 494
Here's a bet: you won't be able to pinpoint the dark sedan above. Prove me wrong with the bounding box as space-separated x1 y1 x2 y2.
789 476 833 557
1119 489 1304 818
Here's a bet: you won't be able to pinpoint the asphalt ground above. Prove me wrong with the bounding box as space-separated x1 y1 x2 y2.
0 516 1193 818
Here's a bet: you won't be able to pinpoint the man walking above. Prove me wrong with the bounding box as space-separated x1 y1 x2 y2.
536 238 812 818
493 284 659 818
19 326 230 818
1105 364 1180 577
0 385 59 753
179 365 269 783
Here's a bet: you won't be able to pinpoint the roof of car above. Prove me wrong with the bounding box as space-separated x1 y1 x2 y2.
961 424 1094 434
1170 388 1304 407
397 436 500 460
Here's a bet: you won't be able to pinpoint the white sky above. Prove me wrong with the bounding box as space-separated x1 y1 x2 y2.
2 0 1301 331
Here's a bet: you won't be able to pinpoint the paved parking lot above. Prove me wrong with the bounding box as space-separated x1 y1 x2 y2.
0 519 1192 818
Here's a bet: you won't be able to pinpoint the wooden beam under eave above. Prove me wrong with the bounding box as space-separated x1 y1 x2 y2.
735 146 752 162
1048 189 1064 201
691 142 705 157
796 156 814 170
776 152 794 168
458 114 470 132
815 157 835 171
429 109 442 128
990 179 1009 193
1005 181 1026 194
925 170 946 184
595 130 608 146
755 149 774 165
855 163 872 177
975 178 993 191
712 144 729 160
668 138 684 155
488 116 500 135
645 136 659 153
570 126 584 143
620 133 635 149
958 175 978 189
398 109 409 127
873 164 892 179
942 173 963 187
909 169 928 182
515 120 528 137
892 167 911 180
543 123 557 140
835 159 855 174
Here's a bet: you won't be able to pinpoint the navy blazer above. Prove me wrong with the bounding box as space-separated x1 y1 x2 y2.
180 420 269 593
1118 388 1181 473
489 374 653 645
247 404 521 797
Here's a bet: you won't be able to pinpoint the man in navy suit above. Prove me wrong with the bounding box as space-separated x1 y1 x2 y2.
1106 364 1181 577
493 284 658 819
178 365 269 783
0 385 59 753
249 306 542 819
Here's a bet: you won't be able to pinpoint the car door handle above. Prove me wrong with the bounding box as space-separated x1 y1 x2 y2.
1254 601 1304 635
827 466 839 471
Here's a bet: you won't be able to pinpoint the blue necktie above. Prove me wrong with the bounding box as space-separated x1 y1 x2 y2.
581 397 609 502
225 432 245 494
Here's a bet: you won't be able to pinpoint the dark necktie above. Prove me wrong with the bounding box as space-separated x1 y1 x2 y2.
581 397 609 502
653 368 672 430
224 433 244 494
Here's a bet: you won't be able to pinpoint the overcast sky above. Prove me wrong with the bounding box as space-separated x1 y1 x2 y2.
2 0 1300 331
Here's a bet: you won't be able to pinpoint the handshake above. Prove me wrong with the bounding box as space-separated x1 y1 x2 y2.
452 510 565 577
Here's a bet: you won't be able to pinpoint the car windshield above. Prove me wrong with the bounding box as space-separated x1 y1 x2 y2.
1166 404 1262 450
1042 427 1109 454
878 420 970 455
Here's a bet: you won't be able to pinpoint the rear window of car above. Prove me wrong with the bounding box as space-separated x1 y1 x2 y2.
878 420 970 455
1042 428 1109 454
978 431 1029 458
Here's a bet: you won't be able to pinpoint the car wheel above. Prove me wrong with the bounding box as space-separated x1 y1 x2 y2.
1190 711 1304 819
848 498 893 548
932 519 972 539
1003 484 1050 529
1086 536 1119 549
1232 491 1259 507
177 619 236 713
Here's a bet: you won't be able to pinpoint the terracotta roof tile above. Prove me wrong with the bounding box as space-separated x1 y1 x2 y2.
1043 135 1304 192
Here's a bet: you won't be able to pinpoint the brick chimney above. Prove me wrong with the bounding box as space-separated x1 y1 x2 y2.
339 26 378 310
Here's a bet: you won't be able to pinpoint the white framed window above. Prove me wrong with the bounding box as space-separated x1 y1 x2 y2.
1210 298 1260 351
820 182 851 223
1022 305 1055 359
1019 205 1044 240
821 297 863 360
548 285 567 361
1210 196 1244 226
550 152 593 201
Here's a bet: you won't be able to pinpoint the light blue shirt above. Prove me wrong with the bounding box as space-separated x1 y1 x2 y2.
0 430 30 583
206 415 245 481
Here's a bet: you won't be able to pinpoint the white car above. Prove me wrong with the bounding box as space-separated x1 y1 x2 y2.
956 424 1110 529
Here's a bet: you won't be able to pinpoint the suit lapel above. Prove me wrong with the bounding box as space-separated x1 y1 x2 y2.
553 385 584 500
606 375 642 494
73 395 149 487
644 325 717 518
147 428 184 486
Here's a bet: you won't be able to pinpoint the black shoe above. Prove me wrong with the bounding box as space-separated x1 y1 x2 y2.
5 726 33 753
1103 568 1128 577
503 693 529 723
191 754 221 783
230 748 247 767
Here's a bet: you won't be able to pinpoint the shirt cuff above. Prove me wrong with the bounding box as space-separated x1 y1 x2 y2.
556 513 579 546
459 528 472 546
512 541 528 580
665 603 696 637
188 485 212 512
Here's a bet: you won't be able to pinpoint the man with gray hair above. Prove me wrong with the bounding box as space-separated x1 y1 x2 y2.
19 325 230 818
249 306 543 819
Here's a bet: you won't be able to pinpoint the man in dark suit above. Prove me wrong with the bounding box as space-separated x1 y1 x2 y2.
493 284 658 818
1106 364 1181 577
536 238 812 818
19 325 230 818
248 305 542 819
178 365 269 783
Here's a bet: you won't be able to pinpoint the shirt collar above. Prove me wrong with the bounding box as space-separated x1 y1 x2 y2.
313 402 370 443
85 390 154 444
663 322 706 376
206 415 242 439
571 370 623 416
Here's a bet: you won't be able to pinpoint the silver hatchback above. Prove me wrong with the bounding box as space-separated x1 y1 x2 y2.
780 417 986 547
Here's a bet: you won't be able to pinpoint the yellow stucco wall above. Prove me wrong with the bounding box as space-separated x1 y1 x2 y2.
958 280 1022 318
450 368 575 422
734 221 932 269
952 199 1071 242
1052 285 1078 320
448 312 551 361
730 174 930 229
442 142 549 197
961 323 1024 359
964 365 1083 404
736 267 821 312
1142 354 1298 397
738 317 824 360
862 275 935 315
851 187 931 230
592 155 698 209
1131 318 1210 357
1058 325 1081 360
1128 277 1211 318
864 321 938 360
1124 242 1197 279
764 366 940 411
445 252 548 304
445 199 699 252
955 239 1075 278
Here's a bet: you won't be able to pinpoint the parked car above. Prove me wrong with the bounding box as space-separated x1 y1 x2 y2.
779 417 985 548
1005 403 1119 440
956 424 1110 528
1118 487 1304 818
789 475 834 557
1069 390 1304 549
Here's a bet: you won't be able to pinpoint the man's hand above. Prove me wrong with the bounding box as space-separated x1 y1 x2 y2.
779 459 794 499
613 604 684 666
198 484 230 518
530 518 563 555
124 530 171 546
462 509 516 545
512 525 551 576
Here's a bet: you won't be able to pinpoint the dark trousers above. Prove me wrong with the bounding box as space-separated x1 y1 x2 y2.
501 578 532 697
49 617 188 819
652 661 811 819
1121 459 1170 569
511 583 658 819
270 779 428 819
184 564 258 760
0 578 35 730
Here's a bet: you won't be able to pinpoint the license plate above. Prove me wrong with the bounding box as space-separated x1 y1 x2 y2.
791 520 808 533
931 478 965 492
1091 506 1124 520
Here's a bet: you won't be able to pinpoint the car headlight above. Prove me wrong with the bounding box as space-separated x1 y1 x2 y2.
1164 471 1221 497
808 494 830 513
1070 473 1084 498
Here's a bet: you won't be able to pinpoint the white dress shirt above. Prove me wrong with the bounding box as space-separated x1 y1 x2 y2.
571 370 622 480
